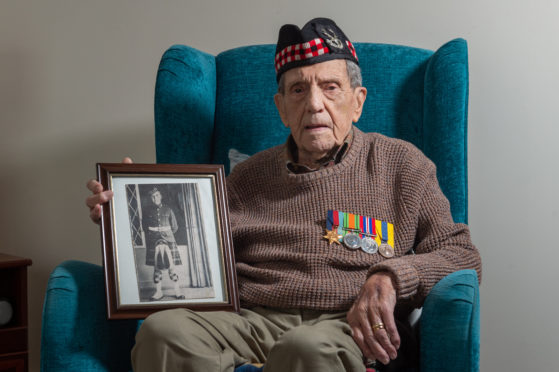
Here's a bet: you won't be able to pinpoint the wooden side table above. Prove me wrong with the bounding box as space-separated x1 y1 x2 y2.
0 253 32 372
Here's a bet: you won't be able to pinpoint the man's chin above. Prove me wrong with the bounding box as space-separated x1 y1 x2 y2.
301 141 337 156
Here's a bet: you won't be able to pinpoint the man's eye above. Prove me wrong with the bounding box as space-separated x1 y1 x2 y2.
326 85 338 91
293 87 304 94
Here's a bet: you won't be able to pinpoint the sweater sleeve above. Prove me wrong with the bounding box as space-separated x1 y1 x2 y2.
368 154 482 307
225 171 247 232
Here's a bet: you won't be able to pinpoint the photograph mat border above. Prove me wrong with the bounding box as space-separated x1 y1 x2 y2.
110 174 228 308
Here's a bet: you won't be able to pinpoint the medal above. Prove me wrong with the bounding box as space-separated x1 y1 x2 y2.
325 210 395 256
342 212 361 249
324 210 342 245
378 221 395 258
378 243 395 258
361 236 378 254
323 229 342 245
343 233 361 249
359 216 378 254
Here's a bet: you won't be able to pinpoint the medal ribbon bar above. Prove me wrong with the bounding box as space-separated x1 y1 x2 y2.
380 220 388 244
327 210 394 248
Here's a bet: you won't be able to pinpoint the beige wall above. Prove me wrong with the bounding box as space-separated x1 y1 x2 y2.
1 0 557 370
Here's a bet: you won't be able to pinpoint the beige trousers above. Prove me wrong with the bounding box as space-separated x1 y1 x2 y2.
131 307 366 372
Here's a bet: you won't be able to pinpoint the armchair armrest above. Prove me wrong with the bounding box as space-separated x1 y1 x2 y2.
41 262 479 372
41 260 139 372
420 269 480 372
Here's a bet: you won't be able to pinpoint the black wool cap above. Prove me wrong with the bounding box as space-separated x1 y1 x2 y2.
274 18 358 82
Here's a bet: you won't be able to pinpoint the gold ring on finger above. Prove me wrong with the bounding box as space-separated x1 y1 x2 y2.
372 322 385 331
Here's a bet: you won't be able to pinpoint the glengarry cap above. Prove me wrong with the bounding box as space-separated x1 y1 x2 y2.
275 17 358 82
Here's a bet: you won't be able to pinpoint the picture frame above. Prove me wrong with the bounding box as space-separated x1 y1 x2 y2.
97 163 239 319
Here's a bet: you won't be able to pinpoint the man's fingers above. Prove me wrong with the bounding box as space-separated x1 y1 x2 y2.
362 326 390 365
368 308 398 360
374 297 400 351
86 160 126 225
89 204 102 224
359 309 392 364
350 325 375 361
86 179 103 193
85 193 98 209
85 190 113 208
382 309 401 350
349 273 400 366
85 190 114 209
371 327 397 362
348 304 379 361
355 311 390 365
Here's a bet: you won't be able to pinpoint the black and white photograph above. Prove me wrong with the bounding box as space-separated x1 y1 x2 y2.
97 163 239 319
125 183 214 302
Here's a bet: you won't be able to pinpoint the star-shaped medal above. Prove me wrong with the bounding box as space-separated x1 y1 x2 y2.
323 228 342 245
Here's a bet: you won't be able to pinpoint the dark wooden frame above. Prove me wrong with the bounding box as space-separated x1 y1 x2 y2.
98 163 239 319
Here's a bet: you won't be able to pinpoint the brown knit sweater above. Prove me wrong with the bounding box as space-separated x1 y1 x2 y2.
226 127 481 311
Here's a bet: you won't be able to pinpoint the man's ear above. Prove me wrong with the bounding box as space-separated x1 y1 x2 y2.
352 87 367 123
274 93 289 128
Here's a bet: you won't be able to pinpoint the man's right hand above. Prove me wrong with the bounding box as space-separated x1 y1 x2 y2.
86 157 133 224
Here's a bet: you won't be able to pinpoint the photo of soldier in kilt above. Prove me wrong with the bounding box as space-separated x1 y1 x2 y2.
125 183 214 302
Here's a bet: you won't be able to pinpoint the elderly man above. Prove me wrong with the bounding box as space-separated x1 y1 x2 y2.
86 18 481 372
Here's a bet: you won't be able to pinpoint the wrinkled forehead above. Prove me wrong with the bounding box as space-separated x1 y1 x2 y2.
282 59 349 85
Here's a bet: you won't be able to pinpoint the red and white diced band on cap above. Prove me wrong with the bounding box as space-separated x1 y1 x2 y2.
275 38 330 72
275 17 359 82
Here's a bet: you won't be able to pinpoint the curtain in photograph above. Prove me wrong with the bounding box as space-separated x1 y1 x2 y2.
181 183 213 288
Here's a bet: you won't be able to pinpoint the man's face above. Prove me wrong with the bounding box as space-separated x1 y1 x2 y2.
274 59 367 162
150 191 162 206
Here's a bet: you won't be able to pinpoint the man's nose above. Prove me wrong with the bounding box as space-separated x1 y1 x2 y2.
306 86 324 113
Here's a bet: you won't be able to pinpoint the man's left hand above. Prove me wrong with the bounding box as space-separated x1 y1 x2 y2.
347 272 400 365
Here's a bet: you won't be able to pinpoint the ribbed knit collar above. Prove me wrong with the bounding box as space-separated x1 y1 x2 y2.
280 126 365 183
285 128 354 174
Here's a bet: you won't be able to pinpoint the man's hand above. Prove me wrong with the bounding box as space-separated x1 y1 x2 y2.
347 272 400 365
85 157 133 224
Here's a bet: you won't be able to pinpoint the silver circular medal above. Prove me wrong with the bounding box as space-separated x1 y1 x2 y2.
378 243 395 258
360 237 378 254
343 233 361 249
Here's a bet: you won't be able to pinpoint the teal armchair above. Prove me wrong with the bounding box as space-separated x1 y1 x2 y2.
41 40 479 371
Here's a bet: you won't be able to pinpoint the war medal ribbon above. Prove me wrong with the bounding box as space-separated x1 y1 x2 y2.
378 220 395 258
323 209 342 245
325 210 393 257
361 216 378 254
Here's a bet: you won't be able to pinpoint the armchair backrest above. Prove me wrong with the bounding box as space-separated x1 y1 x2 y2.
154 39 469 223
